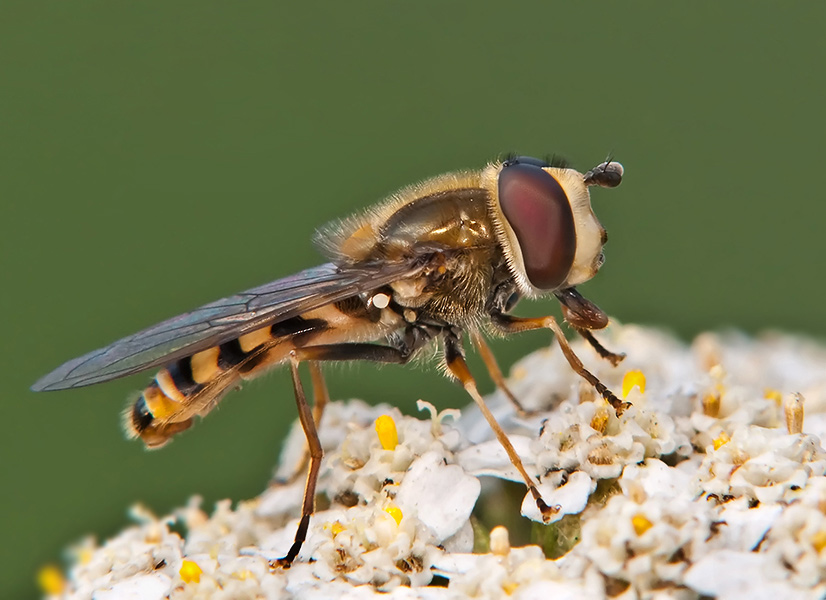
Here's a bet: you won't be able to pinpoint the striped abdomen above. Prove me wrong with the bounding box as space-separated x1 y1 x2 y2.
125 301 394 448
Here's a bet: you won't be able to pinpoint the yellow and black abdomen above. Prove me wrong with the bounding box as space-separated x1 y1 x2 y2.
125 301 397 448
125 315 328 448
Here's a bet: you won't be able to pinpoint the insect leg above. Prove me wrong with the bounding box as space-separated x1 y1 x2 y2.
444 332 556 523
275 335 433 567
274 353 324 568
574 328 625 367
554 287 625 366
279 361 330 485
308 362 329 434
469 331 530 417
490 313 629 415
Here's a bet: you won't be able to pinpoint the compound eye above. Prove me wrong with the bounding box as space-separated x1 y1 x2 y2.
498 163 576 290
503 155 550 168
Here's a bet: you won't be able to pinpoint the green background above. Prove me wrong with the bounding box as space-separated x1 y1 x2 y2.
2 3 825 597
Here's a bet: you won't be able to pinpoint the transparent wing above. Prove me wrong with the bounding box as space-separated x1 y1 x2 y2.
33 261 425 391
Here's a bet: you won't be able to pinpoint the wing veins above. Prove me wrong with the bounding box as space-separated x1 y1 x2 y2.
33 260 426 391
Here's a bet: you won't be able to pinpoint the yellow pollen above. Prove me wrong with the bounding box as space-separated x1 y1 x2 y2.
622 370 646 398
812 530 826 553
702 392 721 418
179 559 203 584
331 521 345 536
764 389 783 405
631 513 653 536
232 569 254 581
37 565 66 596
375 415 398 450
590 407 610 434
384 505 403 525
502 580 519 595
713 431 730 450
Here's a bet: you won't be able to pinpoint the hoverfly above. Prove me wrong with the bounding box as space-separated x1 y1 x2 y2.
33 155 626 566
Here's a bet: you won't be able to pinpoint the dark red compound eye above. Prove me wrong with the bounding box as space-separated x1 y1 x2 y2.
498 161 576 290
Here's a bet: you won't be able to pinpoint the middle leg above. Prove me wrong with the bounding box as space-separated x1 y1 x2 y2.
444 332 556 522
469 330 530 417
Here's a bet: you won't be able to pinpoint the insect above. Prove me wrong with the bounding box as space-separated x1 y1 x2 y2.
33 155 626 566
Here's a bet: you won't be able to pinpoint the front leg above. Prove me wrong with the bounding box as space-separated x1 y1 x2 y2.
490 312 629 416
554 287 625 367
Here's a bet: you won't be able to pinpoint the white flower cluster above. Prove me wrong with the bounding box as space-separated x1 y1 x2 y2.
46 326 826 599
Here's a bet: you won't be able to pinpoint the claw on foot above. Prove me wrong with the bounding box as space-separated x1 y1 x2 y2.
606 352 626 367
536 497 561 523
270 558 293 570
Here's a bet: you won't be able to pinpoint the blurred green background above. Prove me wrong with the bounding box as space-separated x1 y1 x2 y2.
2 2 825 597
